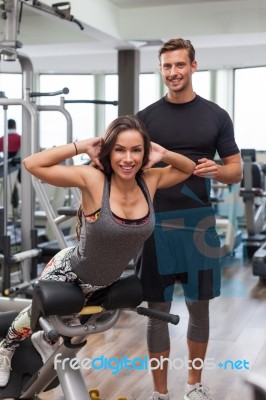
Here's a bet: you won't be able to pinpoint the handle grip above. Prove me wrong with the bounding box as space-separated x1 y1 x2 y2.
30 87 69 97
137 307 180 325
39 316 60 342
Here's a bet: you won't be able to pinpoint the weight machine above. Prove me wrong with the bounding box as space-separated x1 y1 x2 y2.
0 0 83 300
0 0 119 297
0 274 180 400
245 373 266 400
211 180 243 259
240 149 266 279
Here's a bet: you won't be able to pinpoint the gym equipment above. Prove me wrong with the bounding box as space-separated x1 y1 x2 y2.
240 149 266 257
0 157 21 223
0 53 41 301
30 87 80 252
239 149 266 278
0 274 180 399
89 389 101 400
212 181 243 258
0 0 81 310
89 388 127 400
0 98 42 298
64 99 118 106
245 373 266 400
253 242 266 279
0 3 117 303
35 97 119 261
0 85 79 297
240 149 266 279
8 0 84 37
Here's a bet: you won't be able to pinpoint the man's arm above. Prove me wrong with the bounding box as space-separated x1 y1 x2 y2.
193 153 243 184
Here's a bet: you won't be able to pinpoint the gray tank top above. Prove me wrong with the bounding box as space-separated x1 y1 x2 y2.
71 175 154 285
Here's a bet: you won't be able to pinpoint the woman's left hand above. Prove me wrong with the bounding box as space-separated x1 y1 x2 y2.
86 137 104 169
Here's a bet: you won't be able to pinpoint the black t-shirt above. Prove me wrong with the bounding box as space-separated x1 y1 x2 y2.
136 95 240 212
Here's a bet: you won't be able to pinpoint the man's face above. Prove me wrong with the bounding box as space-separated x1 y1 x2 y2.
160 49 197 94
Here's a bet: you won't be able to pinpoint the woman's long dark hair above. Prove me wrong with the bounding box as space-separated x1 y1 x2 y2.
76 115 151 240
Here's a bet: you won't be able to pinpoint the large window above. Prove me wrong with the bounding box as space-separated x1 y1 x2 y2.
0 73 22 136
193 71 211 100
105 73 159 127
39 74 95 150
234 67 266 150
105 74 118 127
139 73 159 110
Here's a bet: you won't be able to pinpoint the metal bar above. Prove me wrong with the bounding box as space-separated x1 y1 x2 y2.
19 0 84 30
3 0 18 61
30 87 69 97
20 351 59 398
18 52 38 258
0 296 31 312
57 361 89 400
10 248 41 263
3 106 8 236
35 103 74 248
0 95 38 253
54 214 75 225
31 177 67 249
64 99 118 105
37 103 73 156
49 309 121 337
2 235 11 294
20 341 84 398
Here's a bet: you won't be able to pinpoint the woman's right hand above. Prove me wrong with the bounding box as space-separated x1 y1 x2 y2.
23 137 105 188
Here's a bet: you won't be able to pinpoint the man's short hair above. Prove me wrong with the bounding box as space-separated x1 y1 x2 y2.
8 119 16 130
158 38 196 64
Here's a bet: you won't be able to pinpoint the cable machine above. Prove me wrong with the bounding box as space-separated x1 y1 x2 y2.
0 0 84 304
0 0 119 300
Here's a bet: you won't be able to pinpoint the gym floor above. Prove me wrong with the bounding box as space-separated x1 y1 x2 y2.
40 248 266 400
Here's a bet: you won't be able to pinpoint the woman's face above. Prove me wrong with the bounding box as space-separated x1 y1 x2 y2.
110 129 145 179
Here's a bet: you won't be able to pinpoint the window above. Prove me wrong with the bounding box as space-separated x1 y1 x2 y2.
234 67 266 150
39 75 95 150
139 73 158 110
105 74 118 127
105 73 159 127
0 73 22 135
193 71 211 100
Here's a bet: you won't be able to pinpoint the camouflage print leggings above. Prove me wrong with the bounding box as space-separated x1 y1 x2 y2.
3 247 108 348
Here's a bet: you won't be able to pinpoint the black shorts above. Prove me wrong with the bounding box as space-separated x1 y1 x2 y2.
135 207 221 302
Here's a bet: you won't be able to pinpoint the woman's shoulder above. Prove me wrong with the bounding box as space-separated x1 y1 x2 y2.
80 164 106 186
80 166 106 209
81 163 104 175
140 171 158 200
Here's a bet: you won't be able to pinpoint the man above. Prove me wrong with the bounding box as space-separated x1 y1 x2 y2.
135 38 242 400
0 119 21 159
0 119 21 207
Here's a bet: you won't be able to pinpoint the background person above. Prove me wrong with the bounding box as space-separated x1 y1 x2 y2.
0 119 21 209
135 38 243 400
0 119 21 159
0 115 195 388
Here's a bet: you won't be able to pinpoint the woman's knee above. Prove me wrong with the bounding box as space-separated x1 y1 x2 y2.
147 301 171 353
186 299 209 343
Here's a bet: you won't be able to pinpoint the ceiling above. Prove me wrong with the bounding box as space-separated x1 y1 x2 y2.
108 0 233 8
0 0 266 74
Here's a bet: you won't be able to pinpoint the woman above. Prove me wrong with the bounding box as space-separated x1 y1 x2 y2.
0 115 196 387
